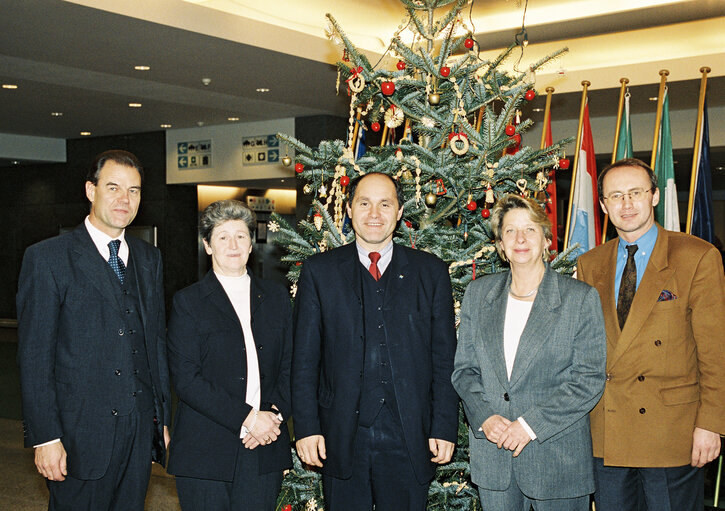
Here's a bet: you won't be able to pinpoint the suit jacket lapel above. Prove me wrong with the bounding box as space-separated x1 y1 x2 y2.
384 244 411 307
339 243 363 302
127 237 151 332
481 273 511 390
200 270 242 329
509 266 561 388
72 225 123 310
587 239 620 358
610 226 674 367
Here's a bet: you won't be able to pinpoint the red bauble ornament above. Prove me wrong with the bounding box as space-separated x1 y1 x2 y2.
464 38 475 49
512 133 522 145
525 89 536 101
340 175 350 186
381 81 395 96
371 122 381 132
559 158 570 170
466 200 477 211
505 124 516 136
481 208 491 218
295 163 304 173
295 262 302 266
404 220 412 228
440 66 451 77
396 61 406 70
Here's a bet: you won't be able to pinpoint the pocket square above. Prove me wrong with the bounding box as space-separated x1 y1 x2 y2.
657 289 677 301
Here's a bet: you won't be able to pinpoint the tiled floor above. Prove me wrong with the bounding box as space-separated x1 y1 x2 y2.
0 418 180 510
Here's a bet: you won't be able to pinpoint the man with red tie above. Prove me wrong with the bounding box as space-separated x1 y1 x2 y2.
292 173 459 510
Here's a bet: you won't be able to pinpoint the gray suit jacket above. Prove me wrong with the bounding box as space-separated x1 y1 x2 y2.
451 266 606 499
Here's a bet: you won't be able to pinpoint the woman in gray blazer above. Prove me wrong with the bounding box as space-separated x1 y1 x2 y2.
452 194 606 510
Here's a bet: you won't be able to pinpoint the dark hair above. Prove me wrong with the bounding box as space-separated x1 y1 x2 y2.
597 158 657 199
347 172 404 209
199 200 256 243
490 194 553 261
87 150 144 185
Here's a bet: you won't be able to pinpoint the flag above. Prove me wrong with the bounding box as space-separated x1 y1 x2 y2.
653 88 680 231
616 92 633 160
355 122 366 159
543 112 558 250
690 99 714 243
567 102 601 254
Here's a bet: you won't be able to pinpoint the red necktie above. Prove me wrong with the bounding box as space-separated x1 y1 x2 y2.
368 252 381 281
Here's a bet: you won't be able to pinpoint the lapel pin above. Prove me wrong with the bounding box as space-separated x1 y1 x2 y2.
399 274 404 279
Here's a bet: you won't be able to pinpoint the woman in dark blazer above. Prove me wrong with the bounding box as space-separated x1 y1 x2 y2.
452 194 606 511
167 199 292 510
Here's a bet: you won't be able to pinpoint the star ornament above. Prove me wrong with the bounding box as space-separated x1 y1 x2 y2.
267 221 280 232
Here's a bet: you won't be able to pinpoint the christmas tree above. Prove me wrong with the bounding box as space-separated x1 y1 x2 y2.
270 0 576 508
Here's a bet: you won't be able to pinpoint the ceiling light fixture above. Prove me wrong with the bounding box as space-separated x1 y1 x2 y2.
256 88 270 93
128 102 142 108
51 112 63 117
649 96 658 101
80 131 91 136
160 124 172 128
532 108 544 112
227 117 240 121
2 84 18 89
134 65 150 71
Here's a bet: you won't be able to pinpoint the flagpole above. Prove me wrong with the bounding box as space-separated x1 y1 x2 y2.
601 77 629 243
539 87 554 150
476 107 484 133
649 70 669 169
380 124 389 147
563 80 590 251
686 66 710 234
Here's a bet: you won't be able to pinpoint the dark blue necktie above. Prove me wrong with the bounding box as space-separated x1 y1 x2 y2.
108 239 126 284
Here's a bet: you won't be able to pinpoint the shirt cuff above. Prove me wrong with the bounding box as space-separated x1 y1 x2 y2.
34 438 61 448
517 417 537 440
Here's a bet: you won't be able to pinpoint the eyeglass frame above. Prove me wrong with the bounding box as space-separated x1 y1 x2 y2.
601 187 655 203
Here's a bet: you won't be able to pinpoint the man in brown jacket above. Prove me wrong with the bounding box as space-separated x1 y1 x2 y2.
577 158 725 511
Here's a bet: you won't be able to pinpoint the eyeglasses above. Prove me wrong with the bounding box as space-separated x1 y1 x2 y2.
602 188 653 202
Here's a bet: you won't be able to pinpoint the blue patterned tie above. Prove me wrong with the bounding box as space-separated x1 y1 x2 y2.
108 239 126 284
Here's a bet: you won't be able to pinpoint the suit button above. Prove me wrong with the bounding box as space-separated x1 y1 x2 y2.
118 329 124 336
379 398 385 404
639 408 646 414
134 369 139 375
123 290 129 295
654 340 662 346
132 349 138 355
503 393 510 401
115 369 121 376
128 329 135 335
378 324 383 329
261 374 266 380
355 410 359 414
606 373 612 381
125 309 131 314
377 306 382 311
240 377 245 381
258 345 263 350
132 392 137 397
637 375 645 382
111 409 118 416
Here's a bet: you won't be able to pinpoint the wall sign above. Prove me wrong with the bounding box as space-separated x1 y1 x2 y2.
242 134 279 166
177 140 212 170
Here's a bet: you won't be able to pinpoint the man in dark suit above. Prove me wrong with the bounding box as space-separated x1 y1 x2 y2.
17 150 171 511
577 158 725 511
292 172 459 510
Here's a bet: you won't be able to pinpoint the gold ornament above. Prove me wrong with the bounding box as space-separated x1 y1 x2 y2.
303 184 312 194
428 92 440 105
319 184 327 198
313 212 323 231
281 155 292 167
516 178 528 195
425 192 437 207
449 133 469 156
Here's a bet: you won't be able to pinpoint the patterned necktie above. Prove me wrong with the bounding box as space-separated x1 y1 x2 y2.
617 244 638 328
368 251 382 281
108 239 126 284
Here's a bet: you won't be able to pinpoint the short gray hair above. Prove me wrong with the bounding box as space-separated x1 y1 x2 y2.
199 200 256 243
490 194 553 261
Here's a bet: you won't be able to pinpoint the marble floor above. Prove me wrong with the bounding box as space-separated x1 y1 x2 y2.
0 418 180 511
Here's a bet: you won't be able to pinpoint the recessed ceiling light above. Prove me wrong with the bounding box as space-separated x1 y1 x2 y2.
12 161 19 165
649 96 658 101
280 179 285 183
51 112 63 117
80 131 91 136
2 84 18 89
532 108 544 112
134 65 150 71
160 124 172 128
128 102 142 108
227 117 240 121
256 88 270 93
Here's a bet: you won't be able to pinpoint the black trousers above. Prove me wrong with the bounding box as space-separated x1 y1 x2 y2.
47 409 154 511
593 457 703 511
323 404 430 511
175 443 283 511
